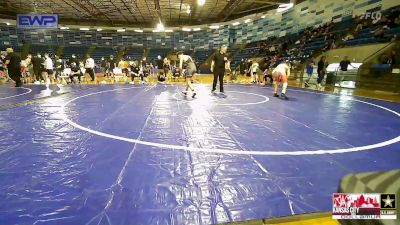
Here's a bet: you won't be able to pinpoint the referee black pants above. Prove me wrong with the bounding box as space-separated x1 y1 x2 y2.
9 68 22 87
212 69 225 92
86 68 95 81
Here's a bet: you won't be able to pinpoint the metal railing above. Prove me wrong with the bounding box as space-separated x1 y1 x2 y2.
362 39 397 63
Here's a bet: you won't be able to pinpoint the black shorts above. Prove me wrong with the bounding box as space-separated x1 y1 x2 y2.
46 69 54 75
158 75 166 82
8 68 21 79
184 62 196 78
33 67 40 74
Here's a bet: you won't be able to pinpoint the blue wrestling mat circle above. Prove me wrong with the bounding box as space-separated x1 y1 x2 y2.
0 86 32 99
61 85 400 156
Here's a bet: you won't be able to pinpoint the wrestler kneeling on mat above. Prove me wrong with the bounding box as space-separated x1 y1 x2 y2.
272 60 290 100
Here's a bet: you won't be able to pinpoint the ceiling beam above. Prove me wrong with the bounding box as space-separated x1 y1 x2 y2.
154 0 162 21
233 4 277 15
60 0 93 19
250 0 282 4
189 0 197 25
132 0 146 22
108 1 131 23
178 0 183 23
220 0 246 21
81 0 113 23
67 0 113 23
120 0 139 22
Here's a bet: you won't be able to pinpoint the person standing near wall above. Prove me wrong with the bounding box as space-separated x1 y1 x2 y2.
317 56 327 89
100 57 107 76
4 48 22 87
85 54 95 82
156 55 164 75
251 60 260 83
337 56 354 86
304 56 315 87
163 57 171 81
32 53 43 83
0 52 8 83
43 53 54 84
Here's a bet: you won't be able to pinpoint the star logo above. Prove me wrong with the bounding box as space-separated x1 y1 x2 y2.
381 194 396 209
383 195 394 207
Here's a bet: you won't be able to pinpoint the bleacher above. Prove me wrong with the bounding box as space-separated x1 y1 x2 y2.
29 45 57 55
147 48 170 61
125 48 144 60
193 49 214 64
91 47 117 64
183 49 193 55
62 46 88 59
304 37 329 55
229 5 399 64
227 46 239 56
231 48 257 67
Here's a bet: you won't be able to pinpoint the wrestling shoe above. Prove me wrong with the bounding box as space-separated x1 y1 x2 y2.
281 93 289 100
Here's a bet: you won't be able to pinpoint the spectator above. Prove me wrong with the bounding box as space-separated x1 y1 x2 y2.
156 55 163 75
379 54 390 64
251 61 260 83
330 40 338 49
304 56 315 87
44 53 54 84
378 15 389 26
387 18 396 28
339 56 354 71
371 26 389 42
108 55 116 76
0 52 7 82
100 57 107 76
21 54 32 84
337 56 355 85
54 55 63 81
68 54 81 83
316 56 327 89
395 15 400 26
245 59 252 82
4 48 22 87
32 53 42 83
387 50 397 66
129 61 140 84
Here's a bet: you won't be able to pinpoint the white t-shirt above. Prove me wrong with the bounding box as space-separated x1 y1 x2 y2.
251 62 259 73
44 58 53 70
273 63 289 75
85 58 95 69
179 55 193 69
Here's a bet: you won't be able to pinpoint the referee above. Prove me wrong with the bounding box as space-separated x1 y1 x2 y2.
211 45 228 94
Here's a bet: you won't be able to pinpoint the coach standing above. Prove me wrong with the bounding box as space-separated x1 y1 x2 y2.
85 54 95 82
211 45 228 94
4 48 22 87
